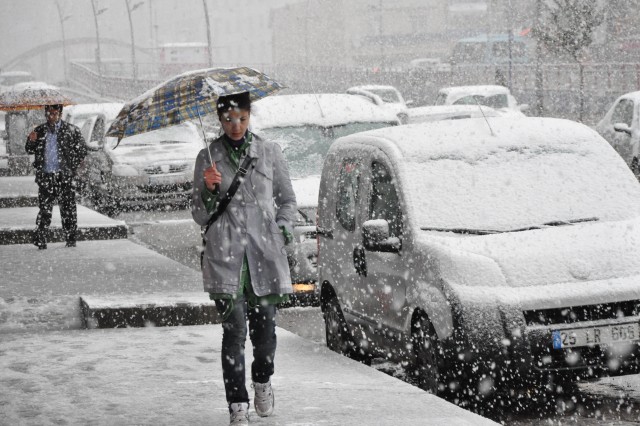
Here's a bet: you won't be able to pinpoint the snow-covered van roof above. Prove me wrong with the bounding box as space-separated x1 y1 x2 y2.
333 117 640 232
251 94 398 129
617 90 640 102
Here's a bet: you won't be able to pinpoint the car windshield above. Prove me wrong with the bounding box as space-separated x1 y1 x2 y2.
260 121 395 177
367 89 400 103
453 94 508 109
408 144 640 232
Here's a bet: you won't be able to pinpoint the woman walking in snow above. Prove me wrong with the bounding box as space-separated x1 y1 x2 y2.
191 91 296 425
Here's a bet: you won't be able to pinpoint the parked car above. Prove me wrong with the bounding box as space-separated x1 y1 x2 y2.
79 111 203 215
406 104 500 124
251 94 397 300
286 174 321 305
0 70 33 92
317 117 640 400
595 91 640 179
346 85 410 123
63 102 124 130
251 93 399 178
435 85 528 117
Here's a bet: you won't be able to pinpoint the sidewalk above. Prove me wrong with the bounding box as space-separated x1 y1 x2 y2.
0 325 498 425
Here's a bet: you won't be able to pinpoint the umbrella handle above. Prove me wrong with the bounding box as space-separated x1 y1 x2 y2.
196 109 215 168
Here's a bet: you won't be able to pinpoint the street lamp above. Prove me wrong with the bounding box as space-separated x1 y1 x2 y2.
202 0 214 67
54 0 71 83
125 0 144 81
90 0 108 95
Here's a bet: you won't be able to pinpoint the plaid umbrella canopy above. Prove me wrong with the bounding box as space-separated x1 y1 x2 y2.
106 67 285 142
0 82 75 111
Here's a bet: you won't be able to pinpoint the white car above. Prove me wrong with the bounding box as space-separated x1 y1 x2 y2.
595 91 640 179
346 85 410 123
63 103 124 130
435 85 528 118
79 109 204 215
317 117 640 399
406 104 500 124
251 93 399 178
286 175 321 305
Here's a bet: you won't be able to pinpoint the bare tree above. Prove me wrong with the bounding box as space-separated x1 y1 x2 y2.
532 0 604 122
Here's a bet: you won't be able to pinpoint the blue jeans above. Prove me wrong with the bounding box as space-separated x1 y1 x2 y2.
215 293 277 404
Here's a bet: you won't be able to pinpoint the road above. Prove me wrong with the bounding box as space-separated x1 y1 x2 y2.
114 206 640 425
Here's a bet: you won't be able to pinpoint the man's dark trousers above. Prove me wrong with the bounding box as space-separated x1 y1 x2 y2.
35 172 78 245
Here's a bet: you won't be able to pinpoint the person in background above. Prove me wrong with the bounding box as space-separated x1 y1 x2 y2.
26 104 86 249
191 92 296 425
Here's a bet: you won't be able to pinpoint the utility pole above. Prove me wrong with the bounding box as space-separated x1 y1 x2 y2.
54 0 71 83
534 0 544 116
125 0 144 81
202 0 214 67
90 0 107 95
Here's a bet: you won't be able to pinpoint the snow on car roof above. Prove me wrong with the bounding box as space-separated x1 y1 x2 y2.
9 81 59 91
439 85 510 99
407 105 500 122
65 102 124 121
338 117 640 231
347 85 398 92
618 90 640 102
342 117 603 163
251 94 398 129
291 175 320 208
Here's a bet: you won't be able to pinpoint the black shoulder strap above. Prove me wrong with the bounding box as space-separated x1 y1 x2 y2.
203 154 254 236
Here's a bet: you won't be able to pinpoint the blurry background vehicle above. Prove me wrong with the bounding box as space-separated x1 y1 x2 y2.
346 85 411 123
79 108 203 216
408 57 452 73
595 91 640 179
435 85 528 117
285 174 321 306
63 102 124 129
450 34 530 65
251 93 399 178
0 70 33 92
406 104 500 124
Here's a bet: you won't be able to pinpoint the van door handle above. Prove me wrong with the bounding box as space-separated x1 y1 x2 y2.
353 245 367 277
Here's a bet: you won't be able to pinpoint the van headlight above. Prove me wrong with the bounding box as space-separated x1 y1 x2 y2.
112 163 139 177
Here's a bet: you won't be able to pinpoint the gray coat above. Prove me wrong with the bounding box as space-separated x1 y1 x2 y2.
191 133 297 296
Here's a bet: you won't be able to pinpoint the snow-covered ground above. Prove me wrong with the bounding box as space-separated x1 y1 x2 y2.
0 324 497 425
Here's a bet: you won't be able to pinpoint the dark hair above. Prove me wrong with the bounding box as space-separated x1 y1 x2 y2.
216 92 251 117
44 104 63 112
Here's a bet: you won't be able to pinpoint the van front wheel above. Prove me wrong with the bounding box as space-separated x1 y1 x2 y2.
323 297 352 356
411 314 443 395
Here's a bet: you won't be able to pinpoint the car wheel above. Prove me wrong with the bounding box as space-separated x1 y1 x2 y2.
323 296 369 363
410 314 443 395
397 113 409 124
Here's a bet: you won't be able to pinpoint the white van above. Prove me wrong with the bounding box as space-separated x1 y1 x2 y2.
317 117 640 398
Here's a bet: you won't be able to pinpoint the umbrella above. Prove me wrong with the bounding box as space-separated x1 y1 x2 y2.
105 66 285 142
0 82 75 111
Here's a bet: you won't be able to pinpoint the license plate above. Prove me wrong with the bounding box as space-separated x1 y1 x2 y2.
552 323 640 349
149 174 180 186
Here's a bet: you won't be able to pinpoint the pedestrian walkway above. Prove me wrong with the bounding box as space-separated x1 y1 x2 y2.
0 324 498 425
0 175 37 207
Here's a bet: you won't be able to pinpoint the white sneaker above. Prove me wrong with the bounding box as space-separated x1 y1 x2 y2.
229 402 249 425
252 381 274 417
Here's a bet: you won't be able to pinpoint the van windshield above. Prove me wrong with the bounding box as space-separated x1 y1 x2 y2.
408 146 640 232
259 121 395 177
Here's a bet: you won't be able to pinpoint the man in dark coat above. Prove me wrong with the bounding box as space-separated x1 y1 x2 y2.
25 104 87 249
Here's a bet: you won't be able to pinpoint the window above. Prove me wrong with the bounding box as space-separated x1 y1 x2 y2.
612 99 634 127
369 162 402 238
336 160 361 232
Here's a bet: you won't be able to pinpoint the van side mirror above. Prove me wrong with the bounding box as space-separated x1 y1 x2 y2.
614 122 632 135
363 219 401 252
